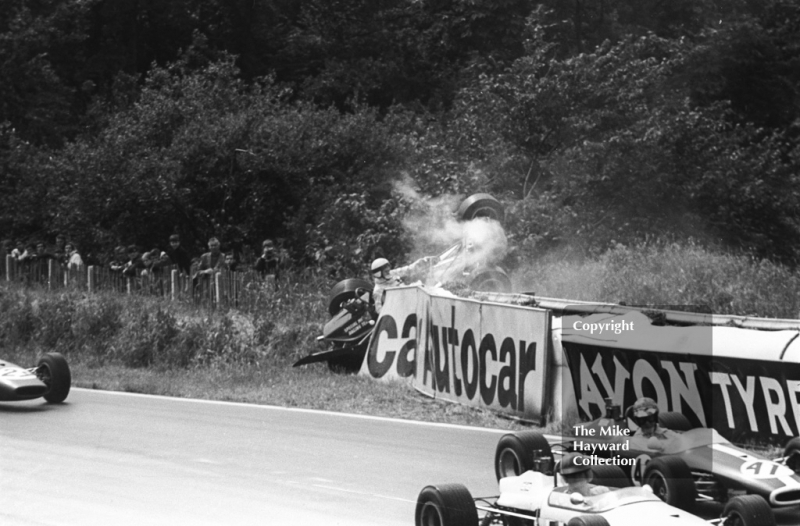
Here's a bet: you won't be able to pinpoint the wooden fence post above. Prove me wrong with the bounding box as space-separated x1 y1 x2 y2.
87 266 95 293
5 255 11 282
171 269 177 301
214 272 222 308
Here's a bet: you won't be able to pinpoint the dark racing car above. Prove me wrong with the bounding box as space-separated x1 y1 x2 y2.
0 352 71 404
494 404 800 513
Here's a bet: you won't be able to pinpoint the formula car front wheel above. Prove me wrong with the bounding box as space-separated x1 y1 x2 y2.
643 456 697 512
722 495 776 526
327 278 373 316
495 431 553 481
567 516 610 526
37 352 71 403
415 484 478 526
783 437 800 473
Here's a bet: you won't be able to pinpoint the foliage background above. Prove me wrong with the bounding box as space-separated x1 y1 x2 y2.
2 0 800 276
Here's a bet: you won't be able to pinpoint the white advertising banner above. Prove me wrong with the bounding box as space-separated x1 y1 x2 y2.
360 286 551 422
359 286 420 380
413 289 550 422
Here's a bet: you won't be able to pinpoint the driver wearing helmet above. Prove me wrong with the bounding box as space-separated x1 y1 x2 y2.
559 452 610 497
630 397 675 439
371 256 436 313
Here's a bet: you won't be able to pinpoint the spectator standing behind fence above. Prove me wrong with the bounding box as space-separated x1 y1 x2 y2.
11 240 24 260
196 237 227 275
53 234 67 267
122 245 145 278
193 237 227 298
141 248 171 295
165 234 191 276
18 242 36 263
64 242 84 271
254 239 281 284
107 246 127 273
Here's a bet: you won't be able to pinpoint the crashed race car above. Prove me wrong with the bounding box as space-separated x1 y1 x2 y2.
416 462 775 526
293 193 512 372
0 352 72 404
424 193 511 293
494 404 800 513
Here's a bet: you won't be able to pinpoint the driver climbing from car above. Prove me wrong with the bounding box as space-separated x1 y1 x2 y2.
559 452 611 497
629 397 677 440
371 256 436 313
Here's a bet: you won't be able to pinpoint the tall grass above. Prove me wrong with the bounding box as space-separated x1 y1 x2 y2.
516 241 800 318
0 269 333 370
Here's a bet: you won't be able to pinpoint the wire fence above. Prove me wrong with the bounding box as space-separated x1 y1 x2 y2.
2 255 278 312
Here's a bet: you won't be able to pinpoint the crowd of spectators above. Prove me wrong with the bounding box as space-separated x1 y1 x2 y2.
1 233 285 291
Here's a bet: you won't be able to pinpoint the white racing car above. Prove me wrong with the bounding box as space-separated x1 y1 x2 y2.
415 464 777 526
0 352 71 403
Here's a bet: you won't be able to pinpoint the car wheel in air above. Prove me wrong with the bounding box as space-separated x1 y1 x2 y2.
456 194 505 224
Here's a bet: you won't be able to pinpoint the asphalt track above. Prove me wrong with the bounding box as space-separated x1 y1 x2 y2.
3 389 800 525
1 388 505 526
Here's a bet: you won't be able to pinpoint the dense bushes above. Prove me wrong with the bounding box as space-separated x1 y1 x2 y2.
2 2 800 273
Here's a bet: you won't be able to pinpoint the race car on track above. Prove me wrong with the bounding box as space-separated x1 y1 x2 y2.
494 407 800 513
416 464 776 526
0 352 71 403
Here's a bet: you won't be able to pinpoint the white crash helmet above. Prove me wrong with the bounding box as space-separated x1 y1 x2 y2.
371 258 390 276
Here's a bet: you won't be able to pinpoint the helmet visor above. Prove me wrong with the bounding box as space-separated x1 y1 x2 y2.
632 407 658 428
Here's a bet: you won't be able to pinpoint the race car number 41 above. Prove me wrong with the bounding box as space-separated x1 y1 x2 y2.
740 460 793 479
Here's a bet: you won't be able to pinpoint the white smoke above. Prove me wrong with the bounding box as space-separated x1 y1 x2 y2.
393 175 507 271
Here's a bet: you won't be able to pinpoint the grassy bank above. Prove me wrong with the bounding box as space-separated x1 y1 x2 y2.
3 242 800 434
515 241 800 319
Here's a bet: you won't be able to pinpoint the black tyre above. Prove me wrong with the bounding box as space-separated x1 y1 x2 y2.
470 269 511 293
643 456 697 511
327 278 373 316
456 194 505 224
495 431 553 481
722 495 776 526
415 484 478 526
658 412 693 431
590 465 632 489
37 352 71 403
783 437 800 473
567 516 610 526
